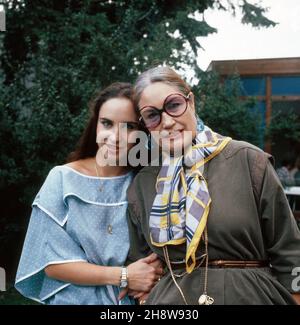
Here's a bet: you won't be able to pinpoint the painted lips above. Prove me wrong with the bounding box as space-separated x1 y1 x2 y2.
160 130 183 139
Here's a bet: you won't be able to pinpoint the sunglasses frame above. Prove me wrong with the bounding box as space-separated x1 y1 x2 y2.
139 92 191 129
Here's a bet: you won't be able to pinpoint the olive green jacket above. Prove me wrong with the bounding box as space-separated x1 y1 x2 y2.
126 140 300 305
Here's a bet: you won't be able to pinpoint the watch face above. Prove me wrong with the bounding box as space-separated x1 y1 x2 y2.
120 267 128 288
120 280 128 288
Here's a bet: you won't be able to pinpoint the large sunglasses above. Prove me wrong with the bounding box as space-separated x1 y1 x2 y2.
139 93 191 129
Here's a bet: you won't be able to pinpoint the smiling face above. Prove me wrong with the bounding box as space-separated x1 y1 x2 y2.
96 97 139 166
138 82 197 155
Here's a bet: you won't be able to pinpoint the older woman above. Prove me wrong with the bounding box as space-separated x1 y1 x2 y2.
15 82 163 305
126 66 300 305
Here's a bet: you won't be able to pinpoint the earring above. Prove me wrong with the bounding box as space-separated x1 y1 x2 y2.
196 115 204 132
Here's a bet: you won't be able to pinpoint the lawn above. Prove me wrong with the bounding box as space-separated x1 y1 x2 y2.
0 285 39 305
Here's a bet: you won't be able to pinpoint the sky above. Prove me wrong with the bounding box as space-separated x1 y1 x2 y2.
1 1 299 72
196 0 300 70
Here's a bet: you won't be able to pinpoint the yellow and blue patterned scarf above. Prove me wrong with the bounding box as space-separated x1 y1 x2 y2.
149 126 231 273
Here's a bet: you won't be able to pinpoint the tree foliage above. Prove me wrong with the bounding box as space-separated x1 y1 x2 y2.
194 72 262 146
266 107 300 144
0 0 275 222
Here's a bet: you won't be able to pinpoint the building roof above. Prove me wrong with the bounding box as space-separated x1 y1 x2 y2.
207 57 300 76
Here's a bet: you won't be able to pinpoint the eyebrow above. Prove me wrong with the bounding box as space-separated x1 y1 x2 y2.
99 117 112 122
140 105 161 111
139 93 188 111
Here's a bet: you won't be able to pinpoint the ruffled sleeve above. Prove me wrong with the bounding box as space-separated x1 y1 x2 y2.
15 167 87 303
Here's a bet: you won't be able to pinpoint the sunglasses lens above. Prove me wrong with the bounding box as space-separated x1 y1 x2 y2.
141 108 161 128
164 95 187 116
140 94 188 129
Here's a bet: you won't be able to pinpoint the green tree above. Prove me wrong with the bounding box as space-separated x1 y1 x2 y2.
1 1 275 83
0 0 275 286
266 107 300 144
194 72 262 146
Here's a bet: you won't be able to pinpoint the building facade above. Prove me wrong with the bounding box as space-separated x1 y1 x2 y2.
208 57 300 166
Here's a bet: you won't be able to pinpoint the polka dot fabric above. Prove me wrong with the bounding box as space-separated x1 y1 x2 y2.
15 166 135 305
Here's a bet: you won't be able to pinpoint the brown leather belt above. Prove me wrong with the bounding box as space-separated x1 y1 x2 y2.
170 260 269 269
208 260 269 268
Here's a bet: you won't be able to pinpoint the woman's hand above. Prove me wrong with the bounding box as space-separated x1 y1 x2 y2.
148 256 165 274
127 253 163 291
137 292 150 305
118 253 164 301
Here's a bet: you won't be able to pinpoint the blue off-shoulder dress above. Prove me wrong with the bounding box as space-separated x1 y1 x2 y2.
15 166 135 305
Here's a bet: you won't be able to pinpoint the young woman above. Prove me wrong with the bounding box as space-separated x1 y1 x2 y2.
15 82 163 305
126 66 300 305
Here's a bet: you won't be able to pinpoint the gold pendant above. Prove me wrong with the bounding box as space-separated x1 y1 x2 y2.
107 224 113 234
198 294 214 305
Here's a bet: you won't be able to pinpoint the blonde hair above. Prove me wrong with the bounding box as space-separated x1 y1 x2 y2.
133 66 191 108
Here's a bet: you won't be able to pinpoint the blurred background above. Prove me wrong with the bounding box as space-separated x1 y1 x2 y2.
0 0 299 304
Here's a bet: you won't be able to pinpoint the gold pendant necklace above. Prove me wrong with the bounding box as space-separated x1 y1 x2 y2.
107 224 113 235
163 227 214 305
198 227 214 305
94 160 114 234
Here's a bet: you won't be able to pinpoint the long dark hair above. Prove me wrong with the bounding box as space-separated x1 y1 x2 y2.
67 82 133 162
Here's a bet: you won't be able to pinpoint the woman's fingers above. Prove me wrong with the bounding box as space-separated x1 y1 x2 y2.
154 273 163 281
155 267 164 276
141 253 158 264
147 256 165 276
138 293 150 305
127 255 163 292
148 258 161 268
128 290 140 297
134 292 145 299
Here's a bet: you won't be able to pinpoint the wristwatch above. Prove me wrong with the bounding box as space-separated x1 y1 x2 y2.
120 267 128 288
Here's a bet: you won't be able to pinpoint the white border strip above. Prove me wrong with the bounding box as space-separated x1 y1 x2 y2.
59 165 132 180
16 259 88 284
16 260 125 305
32 202 68 227
41 283 70 302
63 193 128 206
